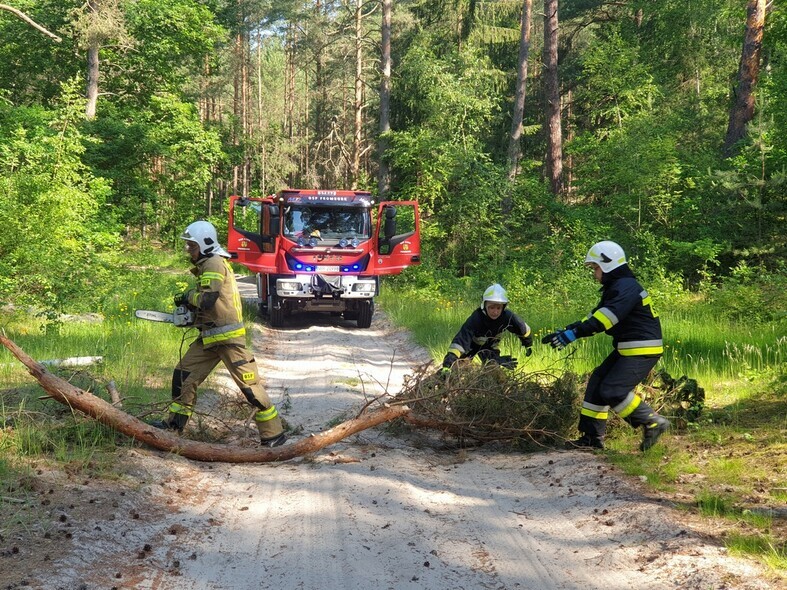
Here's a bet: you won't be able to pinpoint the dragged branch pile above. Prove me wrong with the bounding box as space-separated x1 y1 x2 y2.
640 369 705 427
397 361 582 449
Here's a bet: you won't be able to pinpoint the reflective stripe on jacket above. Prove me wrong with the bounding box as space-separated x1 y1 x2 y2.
190 256 246 348
574 273 663 357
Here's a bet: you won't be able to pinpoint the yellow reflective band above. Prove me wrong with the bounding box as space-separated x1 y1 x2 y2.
168 402 193 416
201 272 225 282
447 346 463 358
619 346 664 356
203 327 246 344
616 394 641 418
592 309 614 330
641 290 660 318
188 291 199 306
255 406 279 422
580 407 609 420
241 371 255 382
233 291 243 320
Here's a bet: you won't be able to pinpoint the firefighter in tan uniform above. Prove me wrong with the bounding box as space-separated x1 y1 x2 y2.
151 221 287 447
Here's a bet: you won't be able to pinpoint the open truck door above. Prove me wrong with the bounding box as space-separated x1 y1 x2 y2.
228 195 281 314
374 201 421 275
228 196 279 273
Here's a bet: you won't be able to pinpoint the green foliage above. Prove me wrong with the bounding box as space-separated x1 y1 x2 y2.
0 81 118 314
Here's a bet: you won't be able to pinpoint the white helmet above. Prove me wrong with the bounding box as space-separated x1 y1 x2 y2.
482 283 509 309
181 221 230 258
585 241 627 273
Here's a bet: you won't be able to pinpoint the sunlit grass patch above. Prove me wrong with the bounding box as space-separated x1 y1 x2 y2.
726 533 787 572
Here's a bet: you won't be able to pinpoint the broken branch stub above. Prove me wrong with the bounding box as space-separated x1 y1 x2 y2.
0 334 409 463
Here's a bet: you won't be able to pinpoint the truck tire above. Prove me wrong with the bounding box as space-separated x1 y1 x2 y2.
257 275 269 317
356 300 374 329
269 297 285 328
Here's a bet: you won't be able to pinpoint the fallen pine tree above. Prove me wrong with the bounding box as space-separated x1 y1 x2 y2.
1 334 697 459
397 361 582 448
0 334 409 463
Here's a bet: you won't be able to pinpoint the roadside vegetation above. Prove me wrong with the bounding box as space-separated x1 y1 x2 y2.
2 0 786 580
379 269 787 575
1 246 785 576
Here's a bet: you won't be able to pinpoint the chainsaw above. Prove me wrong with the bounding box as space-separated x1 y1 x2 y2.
134 305 195 327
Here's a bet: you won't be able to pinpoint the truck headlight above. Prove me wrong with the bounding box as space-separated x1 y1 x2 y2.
280 281 302 291
352 281 375 292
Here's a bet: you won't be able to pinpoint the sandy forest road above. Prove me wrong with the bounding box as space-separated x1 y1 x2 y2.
11 279 776 590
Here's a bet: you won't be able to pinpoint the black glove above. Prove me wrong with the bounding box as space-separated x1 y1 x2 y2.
174 291 189 306
520 335 533 356
541 329 577 350
497 355 518 370
442 352 458 369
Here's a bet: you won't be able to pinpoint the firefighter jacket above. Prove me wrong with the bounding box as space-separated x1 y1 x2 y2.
444 307 531 366
185 254 246 348
571 265 663 357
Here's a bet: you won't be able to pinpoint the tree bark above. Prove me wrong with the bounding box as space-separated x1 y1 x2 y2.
377 0 392 198
0 4 62 41
723 0 766 157
543 0 563 196
0 334 410 464
506 0 533 187
84 0 100 120
351 0 364 189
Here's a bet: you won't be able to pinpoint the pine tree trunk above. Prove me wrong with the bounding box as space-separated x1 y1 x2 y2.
505 0 533 188
85 1 100 120
723 0 766 157
543 0 563 196
351 0 364 189
378 0 392 198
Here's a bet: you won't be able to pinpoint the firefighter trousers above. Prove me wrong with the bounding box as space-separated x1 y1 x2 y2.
578 350 661 440
168 340 284 439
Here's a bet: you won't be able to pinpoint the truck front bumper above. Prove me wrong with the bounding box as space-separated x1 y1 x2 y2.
275 275 377 300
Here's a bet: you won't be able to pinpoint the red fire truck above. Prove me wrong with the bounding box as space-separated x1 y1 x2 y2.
227 189 421 328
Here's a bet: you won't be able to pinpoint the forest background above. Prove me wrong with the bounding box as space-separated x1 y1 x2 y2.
0 0 785 322
1 0 786 571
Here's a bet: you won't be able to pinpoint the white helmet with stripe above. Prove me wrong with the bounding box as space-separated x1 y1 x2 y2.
181 220 230 258
585 241 627 273
482 283 509 309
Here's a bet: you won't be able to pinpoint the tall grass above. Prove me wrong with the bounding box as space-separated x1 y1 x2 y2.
379 281 787 575
379 286 787 385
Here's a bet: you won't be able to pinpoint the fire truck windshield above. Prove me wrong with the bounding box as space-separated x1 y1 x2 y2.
284 206 371 241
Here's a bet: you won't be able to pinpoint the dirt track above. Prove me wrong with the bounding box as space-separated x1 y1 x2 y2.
0 284 778 589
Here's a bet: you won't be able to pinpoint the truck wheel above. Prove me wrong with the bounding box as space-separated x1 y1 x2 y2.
257 275 269 317
269 298 285 328
356 300 374 329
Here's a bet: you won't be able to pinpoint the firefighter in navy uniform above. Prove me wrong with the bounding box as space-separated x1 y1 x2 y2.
542 241 669 452
151 221 287 447
442 284 533 372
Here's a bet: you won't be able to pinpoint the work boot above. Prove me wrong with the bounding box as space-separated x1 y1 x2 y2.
565 434 605 450
260 432 287 448
640 415 670 451
639 414 670 451
147 419 183 434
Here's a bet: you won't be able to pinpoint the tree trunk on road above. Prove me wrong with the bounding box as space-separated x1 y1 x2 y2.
1 334 410 464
